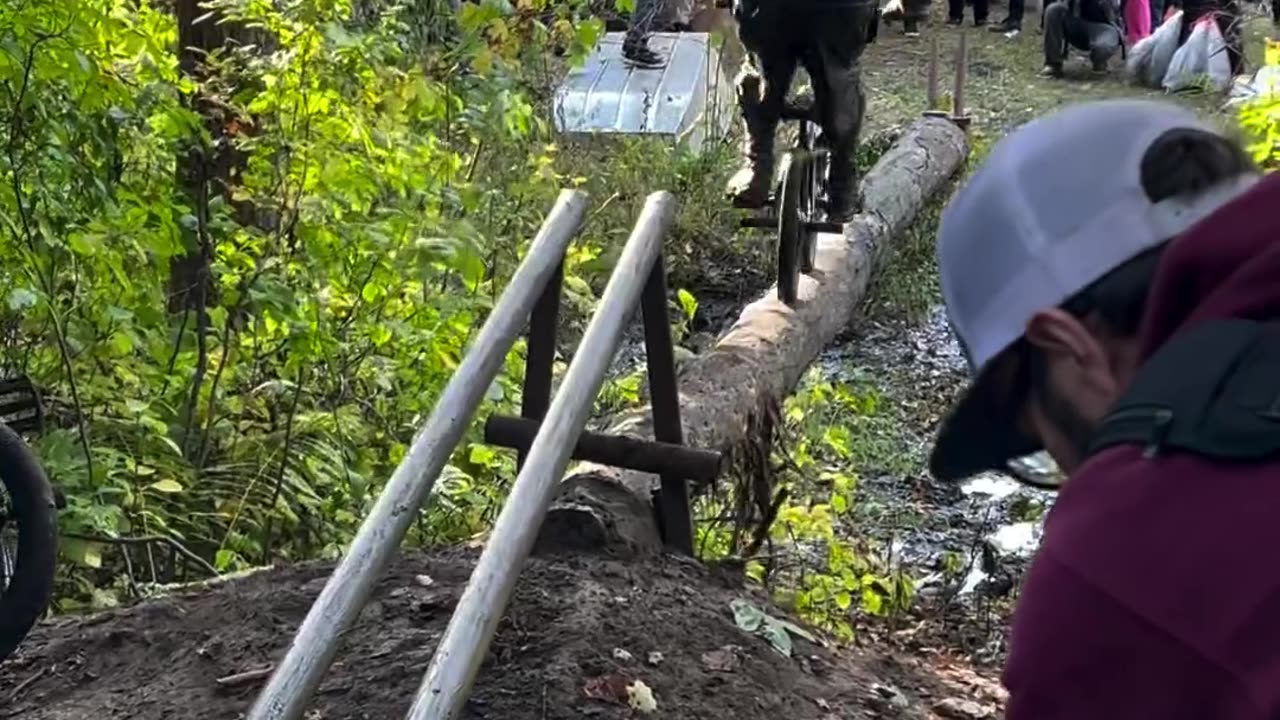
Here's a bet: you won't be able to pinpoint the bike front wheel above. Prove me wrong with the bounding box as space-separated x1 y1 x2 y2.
776 150 814 307
0 424 58 665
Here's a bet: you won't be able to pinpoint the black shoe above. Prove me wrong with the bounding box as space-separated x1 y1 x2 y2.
946 15 964 25
989 18 1021 32
623 43 666 69
974 16 988 26
903 18 920 36
826 188 863 224
1091 58 1108 74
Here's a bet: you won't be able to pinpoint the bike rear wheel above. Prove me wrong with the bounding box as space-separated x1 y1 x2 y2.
776 150 813 306
0 424 58 665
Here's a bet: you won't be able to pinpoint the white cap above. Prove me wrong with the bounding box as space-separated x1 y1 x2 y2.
929 99 1259 482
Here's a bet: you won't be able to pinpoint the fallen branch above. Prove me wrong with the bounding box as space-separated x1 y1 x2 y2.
215 666 274 688
535 117 970 556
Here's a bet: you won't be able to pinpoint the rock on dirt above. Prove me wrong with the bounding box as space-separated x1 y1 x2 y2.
0 549 999 719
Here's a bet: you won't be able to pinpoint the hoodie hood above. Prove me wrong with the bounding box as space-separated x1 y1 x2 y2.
1138 171 1280 359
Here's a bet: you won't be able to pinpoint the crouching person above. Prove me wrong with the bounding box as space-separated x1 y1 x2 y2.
1041 0 1123 77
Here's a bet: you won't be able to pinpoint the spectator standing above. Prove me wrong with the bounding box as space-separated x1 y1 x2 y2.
623 0 668 68
947 0 990 27
988 0 1026 35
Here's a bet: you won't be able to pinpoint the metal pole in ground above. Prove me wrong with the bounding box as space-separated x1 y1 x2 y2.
406 192 677 720
245 190 590 720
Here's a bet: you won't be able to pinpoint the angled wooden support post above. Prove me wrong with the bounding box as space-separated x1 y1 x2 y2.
639 253 694 556
924 34 947 119
951 32 972 129
485 204 717 558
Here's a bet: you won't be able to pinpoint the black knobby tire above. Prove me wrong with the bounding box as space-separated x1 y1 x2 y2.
799 121 827 274
776 151 813 307
0 423 57 665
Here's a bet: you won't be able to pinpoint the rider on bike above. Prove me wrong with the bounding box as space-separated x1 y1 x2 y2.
724 0 879 225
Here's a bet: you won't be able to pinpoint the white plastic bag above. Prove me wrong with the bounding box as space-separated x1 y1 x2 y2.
1203 18 1232 91
1127 10 1183 88
1163 15 1211 92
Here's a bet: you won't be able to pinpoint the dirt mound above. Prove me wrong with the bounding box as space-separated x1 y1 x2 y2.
0 550 1002 719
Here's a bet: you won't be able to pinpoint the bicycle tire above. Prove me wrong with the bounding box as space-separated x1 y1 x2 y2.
776 151 812 306
0 423 57 665
798 121 828 274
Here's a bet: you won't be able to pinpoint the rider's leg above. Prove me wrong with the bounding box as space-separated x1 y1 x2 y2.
726 3 796 208
805 3 875 224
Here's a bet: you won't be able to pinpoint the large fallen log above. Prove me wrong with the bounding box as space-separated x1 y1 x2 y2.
536 116 970 556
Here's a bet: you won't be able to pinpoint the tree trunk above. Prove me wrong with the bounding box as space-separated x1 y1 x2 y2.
534 117 970 557
170 0 251 312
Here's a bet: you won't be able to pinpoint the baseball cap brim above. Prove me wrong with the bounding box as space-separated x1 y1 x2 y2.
928 346 1043 484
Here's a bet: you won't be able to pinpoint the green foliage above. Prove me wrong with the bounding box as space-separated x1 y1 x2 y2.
1238 39 1280 170
698 374 917 643
0 0 739 608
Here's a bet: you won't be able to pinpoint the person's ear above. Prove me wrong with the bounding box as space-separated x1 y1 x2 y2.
1024 308 1112 383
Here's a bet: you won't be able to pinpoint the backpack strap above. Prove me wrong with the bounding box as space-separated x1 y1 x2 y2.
1087 319 1280 461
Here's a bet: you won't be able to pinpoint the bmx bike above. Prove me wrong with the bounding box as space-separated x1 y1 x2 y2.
0 375 59 665
738 98 844 307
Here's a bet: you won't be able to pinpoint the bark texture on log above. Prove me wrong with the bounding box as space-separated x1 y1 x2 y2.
535 117 970 557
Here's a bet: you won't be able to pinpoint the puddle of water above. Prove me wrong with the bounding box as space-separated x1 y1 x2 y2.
960 474 1022 501
990 521 1040 555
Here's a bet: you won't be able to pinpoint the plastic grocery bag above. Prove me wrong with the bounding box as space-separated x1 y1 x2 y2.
1127 11 1182 88
1163 15 1211 92
1203 18 1232 92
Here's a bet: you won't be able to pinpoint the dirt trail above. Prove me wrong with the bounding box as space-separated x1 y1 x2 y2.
0 550 1004 719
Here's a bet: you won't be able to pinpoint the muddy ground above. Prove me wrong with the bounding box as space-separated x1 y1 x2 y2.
823 306 1053 667
0 550 1005 719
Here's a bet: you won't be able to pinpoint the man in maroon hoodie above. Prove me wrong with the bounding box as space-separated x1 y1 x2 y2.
928 99 1280 717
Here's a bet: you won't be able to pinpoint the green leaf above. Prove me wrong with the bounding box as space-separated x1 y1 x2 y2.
149 479 184 493
676 288 698 320
831 494 848 514
7 288 37 310
214 549 237 572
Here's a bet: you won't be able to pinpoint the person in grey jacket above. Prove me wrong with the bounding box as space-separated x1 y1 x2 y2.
725 0 878 224
1040 0 1123 77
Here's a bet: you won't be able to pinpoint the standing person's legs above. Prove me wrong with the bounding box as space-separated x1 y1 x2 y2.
902 0 931 35
1124 0 1152 44
624 0 667 67
973 0 991 24
992 0 1026 32
1148 0 1165 29
1040 0 1071 74
947 0 966 23
726 1 797 208
803 3 876 222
